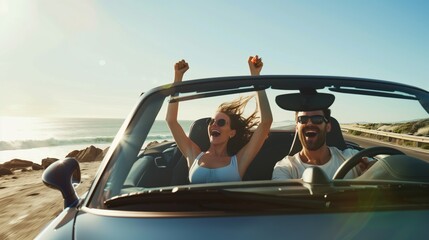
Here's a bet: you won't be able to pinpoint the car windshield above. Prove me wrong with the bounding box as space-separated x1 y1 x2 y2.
86 76 429 210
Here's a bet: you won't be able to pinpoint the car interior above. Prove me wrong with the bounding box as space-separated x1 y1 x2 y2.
123 114 352 189
120 87 429 190
122 90 358 189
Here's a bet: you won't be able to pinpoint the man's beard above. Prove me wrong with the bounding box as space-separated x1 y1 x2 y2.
298 127 327 151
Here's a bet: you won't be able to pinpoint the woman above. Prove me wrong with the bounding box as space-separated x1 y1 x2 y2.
166 56 273 183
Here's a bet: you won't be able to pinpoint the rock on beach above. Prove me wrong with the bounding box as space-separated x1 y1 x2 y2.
0 145 108 176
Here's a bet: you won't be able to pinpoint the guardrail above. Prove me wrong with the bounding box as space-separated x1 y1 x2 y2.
341 125 429 148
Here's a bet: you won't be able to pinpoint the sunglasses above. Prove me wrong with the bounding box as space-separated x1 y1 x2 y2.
297 115 328 125
207 118 227 127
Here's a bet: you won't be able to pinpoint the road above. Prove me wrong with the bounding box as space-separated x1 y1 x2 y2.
344 133 429 162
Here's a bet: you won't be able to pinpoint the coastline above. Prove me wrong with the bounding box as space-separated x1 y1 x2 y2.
0 143 111 165
0 117 124 164
0 161 101 240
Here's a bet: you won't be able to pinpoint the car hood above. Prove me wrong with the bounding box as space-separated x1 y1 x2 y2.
73 208 429 239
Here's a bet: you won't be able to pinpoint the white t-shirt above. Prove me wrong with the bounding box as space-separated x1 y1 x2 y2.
272 147 361 180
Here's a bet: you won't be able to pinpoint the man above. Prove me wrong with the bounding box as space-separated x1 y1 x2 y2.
272 109 372 179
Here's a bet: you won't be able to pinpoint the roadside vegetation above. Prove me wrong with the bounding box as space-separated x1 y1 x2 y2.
347 118 429 150
357 118 429 136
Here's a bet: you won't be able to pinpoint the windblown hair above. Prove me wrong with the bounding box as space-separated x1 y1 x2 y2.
217 95 259 156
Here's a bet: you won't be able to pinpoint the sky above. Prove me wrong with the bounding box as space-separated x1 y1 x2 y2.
1 0 429 119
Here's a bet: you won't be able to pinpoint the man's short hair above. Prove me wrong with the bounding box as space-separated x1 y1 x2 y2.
322 109 331 121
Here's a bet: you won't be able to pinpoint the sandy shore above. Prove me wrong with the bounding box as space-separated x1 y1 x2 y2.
0 161 101 240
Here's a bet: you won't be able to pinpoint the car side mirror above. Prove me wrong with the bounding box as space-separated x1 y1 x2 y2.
42 157 81 208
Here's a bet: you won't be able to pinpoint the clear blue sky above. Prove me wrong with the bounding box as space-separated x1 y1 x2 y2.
1 0 428 118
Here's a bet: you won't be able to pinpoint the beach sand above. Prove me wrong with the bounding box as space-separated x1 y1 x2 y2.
0 161 101 240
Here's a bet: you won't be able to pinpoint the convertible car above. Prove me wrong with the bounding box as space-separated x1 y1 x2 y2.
37 75 429 239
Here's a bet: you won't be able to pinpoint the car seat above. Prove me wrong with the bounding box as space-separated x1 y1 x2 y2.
171 117 296 182
170 117 211 185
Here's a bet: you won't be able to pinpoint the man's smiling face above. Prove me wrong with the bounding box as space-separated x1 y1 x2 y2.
296 110 331 151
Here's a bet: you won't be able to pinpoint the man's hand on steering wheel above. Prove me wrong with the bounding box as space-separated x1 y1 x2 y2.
357 157 376 174
333 146 405 179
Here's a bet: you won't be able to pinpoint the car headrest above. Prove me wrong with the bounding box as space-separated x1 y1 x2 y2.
188 117 210 151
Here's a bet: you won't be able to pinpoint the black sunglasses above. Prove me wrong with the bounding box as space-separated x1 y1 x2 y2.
297 115 328 125
207 118 227 127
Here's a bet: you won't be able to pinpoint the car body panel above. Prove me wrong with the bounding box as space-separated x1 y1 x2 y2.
35 207 77 240
73 209 429 239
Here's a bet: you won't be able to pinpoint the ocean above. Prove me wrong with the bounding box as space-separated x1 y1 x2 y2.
0 117 292 165
0 117 186 165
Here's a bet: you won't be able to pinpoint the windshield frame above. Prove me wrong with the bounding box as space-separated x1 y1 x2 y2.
86 75 429 209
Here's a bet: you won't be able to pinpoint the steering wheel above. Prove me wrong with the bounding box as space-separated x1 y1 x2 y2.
332 146 405 179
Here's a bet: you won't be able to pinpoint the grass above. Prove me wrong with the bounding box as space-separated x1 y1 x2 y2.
356 118 429 136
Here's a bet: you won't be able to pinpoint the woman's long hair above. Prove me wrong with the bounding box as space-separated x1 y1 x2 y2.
217 95 259 156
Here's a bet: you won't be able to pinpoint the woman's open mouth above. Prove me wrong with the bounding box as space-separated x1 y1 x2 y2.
210 130 221 137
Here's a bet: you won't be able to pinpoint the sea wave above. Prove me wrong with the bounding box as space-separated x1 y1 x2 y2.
146 134 173 141
0 134 172 151
0 137 114 151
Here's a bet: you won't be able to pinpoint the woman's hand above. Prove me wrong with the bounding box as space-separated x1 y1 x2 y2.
174 59 189 82
248 55 263 76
